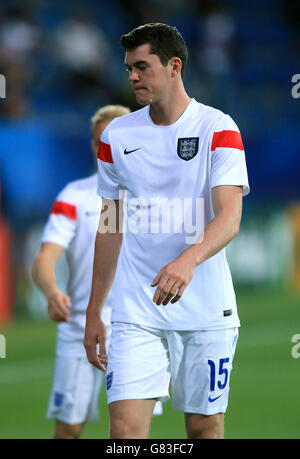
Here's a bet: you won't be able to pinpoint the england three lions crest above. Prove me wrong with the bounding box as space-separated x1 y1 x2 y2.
177 137 199 161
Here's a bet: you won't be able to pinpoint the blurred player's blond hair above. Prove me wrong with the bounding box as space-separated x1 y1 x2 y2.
91 105 130 132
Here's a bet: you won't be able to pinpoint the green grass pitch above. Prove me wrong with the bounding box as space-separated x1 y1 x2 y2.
0 286 299 439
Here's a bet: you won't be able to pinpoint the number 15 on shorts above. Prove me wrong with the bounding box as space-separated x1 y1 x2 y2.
208 358 230 392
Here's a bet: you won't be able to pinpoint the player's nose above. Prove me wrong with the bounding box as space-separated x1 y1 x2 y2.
128 68 140 82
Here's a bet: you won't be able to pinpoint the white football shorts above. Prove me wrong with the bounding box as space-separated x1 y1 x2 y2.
47 332 163 424
47 355 105 425
106 322 239 415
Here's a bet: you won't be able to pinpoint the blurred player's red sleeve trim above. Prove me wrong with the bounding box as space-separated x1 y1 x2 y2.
97 140 113 163
211 130 244 151
51 201 77 220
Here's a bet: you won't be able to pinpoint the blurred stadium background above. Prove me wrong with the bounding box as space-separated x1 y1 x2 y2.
0 0 300 439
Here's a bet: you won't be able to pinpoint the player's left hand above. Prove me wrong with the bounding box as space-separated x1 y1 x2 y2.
151 252 195 306
84 314 108 372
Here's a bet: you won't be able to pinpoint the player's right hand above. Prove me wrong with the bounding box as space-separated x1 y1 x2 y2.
47 290 71 322
84 313 107 372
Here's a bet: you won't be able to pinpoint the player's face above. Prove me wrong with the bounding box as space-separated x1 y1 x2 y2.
125 43 171 105
91 121 109 162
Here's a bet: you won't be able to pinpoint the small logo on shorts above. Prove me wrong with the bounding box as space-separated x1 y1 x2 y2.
223 309 232 317
106 371 113 390
54 392 64 407
208 393 223 403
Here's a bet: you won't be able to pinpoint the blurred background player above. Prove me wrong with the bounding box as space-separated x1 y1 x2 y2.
32 104 140 439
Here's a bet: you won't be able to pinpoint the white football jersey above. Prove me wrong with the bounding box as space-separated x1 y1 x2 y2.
42 174 112 353
97 99 249 331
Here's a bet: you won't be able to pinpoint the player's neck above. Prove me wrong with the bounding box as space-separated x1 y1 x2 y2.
149 86 191 126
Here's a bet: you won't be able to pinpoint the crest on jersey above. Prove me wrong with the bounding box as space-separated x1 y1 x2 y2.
177 137 199 161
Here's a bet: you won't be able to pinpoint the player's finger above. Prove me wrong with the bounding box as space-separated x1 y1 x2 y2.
98 334 107 359
55 302 69 314
99 344 107 363
153 282 167 306
50 312 61 322
98 354 108 370
56 304 70 321
170 284 185 304
162 282 181 306
96 355 107 372
92 358 106 371
153 274 169 303
48 303 68 322
85 343 104 371
151 270 163 287
55 314 68 322
157 279 178 306
98 354 108 363
63 295 72 308
57 297 71 312
51 297 68 314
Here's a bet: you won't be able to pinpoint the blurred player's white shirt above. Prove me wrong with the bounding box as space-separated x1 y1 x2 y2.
97 99 249 331
42 174 112 355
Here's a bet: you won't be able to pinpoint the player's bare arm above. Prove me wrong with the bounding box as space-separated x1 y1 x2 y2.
84 198 123 371
32 242 71 322
152 185 243 305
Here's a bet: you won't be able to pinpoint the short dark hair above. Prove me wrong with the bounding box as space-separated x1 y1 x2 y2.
120 23 188 77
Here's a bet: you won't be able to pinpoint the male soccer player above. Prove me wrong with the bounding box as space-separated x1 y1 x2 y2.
84 23 249 439
32 105 131 439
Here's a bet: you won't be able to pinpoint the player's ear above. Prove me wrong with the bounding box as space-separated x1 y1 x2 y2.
169 57 182 78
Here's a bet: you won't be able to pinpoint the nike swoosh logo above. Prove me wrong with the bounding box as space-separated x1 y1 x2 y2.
124 147 141 155
208 394 223 403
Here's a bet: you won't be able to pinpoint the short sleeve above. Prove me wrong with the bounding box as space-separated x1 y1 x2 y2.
97 126 122 200
210 114 250 196
41 189 77 249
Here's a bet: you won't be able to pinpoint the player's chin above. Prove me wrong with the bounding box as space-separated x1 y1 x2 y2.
135 92 151 105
